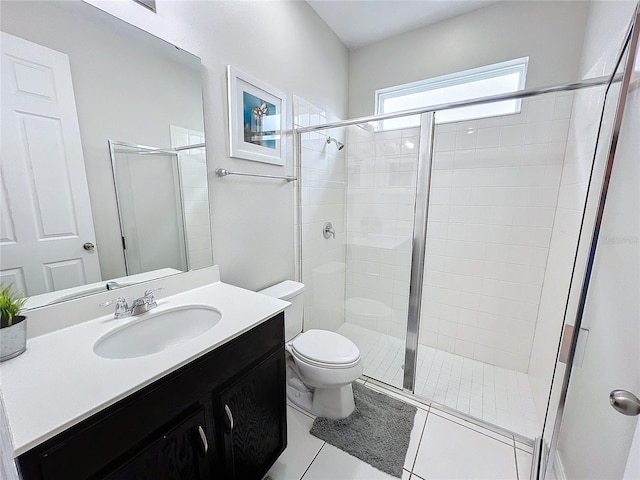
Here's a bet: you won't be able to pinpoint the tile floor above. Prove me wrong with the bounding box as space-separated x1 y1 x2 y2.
268 379 533 480
337 323 540 438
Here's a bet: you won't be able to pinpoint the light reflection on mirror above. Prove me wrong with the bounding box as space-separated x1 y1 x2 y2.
0 1 212 309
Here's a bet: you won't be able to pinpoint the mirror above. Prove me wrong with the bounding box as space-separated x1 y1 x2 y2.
0 1 212 309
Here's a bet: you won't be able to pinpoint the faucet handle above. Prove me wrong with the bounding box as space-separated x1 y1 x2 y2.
143 288 163 308
99 297 130 319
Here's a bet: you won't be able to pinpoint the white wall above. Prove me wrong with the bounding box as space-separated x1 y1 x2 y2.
348 1 590 118
79 0 350 291
1 1 206 281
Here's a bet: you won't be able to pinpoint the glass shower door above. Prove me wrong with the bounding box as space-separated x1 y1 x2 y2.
540 12 640 478
298 119 421 390
341 122 421 389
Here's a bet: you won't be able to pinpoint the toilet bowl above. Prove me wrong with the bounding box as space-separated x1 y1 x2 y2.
259 281 363 419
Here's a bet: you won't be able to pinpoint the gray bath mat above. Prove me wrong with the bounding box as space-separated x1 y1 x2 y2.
310 383 416 477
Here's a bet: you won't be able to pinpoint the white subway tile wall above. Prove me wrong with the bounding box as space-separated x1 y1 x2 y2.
421 92 574 373
170 126 213 269
294 96 347 332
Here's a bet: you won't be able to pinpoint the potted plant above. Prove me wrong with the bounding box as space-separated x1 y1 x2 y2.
0 283 27 361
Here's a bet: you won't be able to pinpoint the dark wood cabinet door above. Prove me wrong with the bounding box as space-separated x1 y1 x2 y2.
17 314 286 480
219 349 286 480
102 406 211 480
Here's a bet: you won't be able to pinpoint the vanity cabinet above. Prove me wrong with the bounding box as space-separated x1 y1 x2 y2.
17 312 286 480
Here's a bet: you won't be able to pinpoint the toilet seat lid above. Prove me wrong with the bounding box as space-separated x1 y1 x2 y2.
291 330 360 366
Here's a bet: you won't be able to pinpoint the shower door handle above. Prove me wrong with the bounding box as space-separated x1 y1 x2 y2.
610 390 640 416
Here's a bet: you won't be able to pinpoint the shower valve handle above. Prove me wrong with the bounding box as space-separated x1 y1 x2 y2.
323 222 335 239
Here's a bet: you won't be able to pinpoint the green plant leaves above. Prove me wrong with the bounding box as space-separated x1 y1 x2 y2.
0 283 26 327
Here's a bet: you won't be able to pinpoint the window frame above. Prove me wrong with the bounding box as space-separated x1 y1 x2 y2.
374 57 529 128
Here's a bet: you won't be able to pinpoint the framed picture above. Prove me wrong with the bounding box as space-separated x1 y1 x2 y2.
227 65 287 166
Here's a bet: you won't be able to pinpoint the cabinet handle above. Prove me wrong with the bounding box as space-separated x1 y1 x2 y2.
197 425 208 454
224 404 234 433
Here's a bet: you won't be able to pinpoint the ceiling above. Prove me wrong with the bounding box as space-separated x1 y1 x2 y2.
307 0 499 50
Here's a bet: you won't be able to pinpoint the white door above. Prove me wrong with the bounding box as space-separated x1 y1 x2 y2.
0 32 101 296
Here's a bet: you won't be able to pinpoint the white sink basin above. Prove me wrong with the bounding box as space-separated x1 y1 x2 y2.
94 305 222 359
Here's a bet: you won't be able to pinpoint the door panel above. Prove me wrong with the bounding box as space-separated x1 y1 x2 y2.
42 259 87 292
17 112 79 237
0 32 100 296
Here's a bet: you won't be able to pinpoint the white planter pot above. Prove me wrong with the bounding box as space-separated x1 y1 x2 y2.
1 316 26 361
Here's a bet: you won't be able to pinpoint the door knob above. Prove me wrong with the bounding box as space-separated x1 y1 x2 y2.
83 242 95 251
610 390 640 416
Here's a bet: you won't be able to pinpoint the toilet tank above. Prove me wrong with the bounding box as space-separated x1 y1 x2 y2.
258 281 305 342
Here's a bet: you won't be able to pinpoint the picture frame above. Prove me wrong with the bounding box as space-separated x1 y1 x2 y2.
227 65 287 166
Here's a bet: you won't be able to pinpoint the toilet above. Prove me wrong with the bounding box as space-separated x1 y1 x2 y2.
259 280 363 419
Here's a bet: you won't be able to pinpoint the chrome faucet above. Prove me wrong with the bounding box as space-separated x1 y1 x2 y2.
100 288 162 319
130 289 160 315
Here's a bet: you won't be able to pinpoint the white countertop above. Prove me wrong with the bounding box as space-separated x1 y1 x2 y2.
0 281 288 456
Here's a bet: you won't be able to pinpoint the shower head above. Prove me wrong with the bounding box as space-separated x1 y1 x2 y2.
326 136 345 151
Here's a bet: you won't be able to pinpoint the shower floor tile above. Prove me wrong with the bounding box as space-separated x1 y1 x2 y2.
337 322 540 439
338 323 406 389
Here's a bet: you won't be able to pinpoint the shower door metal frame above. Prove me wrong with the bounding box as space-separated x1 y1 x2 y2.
403 112 435 391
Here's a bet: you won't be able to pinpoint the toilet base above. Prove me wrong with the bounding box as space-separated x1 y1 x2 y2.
286 363 356 419
312 383 356 419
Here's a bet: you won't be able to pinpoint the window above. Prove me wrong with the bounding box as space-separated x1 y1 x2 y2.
375 57 528 129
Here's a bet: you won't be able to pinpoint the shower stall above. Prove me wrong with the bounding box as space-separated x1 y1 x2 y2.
294 5 638 477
